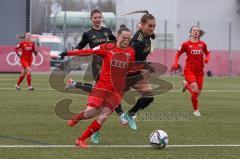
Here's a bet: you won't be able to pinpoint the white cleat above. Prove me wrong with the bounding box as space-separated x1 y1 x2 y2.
15 84 21 90
28 86 34 91
193 109 201 117
182 80 187 92
64 79 77 90
120 113 128 126
132 115 137 120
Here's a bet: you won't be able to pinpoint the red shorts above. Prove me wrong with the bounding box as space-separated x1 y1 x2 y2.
87 87 121 111
21 58 32 69
184 69 204 89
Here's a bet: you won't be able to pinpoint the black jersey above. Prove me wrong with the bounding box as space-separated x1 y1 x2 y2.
131 30 152 61
75 26 116 49
75 26 116 81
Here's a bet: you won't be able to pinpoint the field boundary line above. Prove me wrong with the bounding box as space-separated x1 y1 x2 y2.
1 144 240 148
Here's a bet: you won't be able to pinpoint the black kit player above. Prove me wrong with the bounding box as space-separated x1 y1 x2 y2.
65 9 116 92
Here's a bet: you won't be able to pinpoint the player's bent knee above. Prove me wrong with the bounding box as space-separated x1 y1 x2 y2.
21 72 26 76
190 83 198 92
83 107 98 119
26 68 31 74
97 114 109 124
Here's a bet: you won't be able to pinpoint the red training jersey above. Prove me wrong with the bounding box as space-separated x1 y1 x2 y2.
15 41 36 60
68 43 140 95
177 40 210 71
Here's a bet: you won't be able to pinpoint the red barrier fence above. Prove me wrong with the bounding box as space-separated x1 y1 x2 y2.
0 46 50 72
148 49 240 76
1 46 239 76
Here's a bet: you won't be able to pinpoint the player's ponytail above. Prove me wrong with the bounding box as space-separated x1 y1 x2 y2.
122 10 155 24
16 34 25 39
199 29 205 37
122 10 149 16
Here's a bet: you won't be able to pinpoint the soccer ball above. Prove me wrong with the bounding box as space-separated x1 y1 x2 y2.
149 130 169 149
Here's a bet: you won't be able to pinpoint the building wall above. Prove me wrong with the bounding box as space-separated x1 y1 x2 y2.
0 0 28 45
176 0 240 50
116 0 177 33
116 0 240 50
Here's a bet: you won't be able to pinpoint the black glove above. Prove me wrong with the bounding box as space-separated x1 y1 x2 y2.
60 51 68 59
17 54 21 58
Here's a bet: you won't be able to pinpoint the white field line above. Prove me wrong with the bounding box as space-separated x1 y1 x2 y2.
0 88 240 93
0 144 240 148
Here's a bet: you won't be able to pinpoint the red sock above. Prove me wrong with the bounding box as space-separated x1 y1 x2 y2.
80 120 102 140
17 75 25 86
191 92 198 111
26 73 31 86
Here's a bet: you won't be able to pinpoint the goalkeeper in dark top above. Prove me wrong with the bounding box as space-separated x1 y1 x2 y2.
65 9 116 92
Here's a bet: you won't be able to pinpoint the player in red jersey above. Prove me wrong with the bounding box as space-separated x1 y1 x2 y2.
60 27 144 148
15 32 38 90
173 26 210 117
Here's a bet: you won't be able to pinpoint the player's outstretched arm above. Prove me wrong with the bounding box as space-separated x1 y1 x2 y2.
67 49 94 56
60 44 107 59
59 49 94 59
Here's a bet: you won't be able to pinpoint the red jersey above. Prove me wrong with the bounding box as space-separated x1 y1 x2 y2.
68 43 139 95
177 40 210 71
15 41 36 60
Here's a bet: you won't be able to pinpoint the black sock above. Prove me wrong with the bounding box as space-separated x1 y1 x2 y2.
115 104 124 115
128 103 140 116
76 82 93 93
128 97 154 116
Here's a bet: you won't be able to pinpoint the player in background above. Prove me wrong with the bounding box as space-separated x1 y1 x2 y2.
173 26 210 117
114 10 156 130
65 9 116 92
15 32 38 90
60 27 144 148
